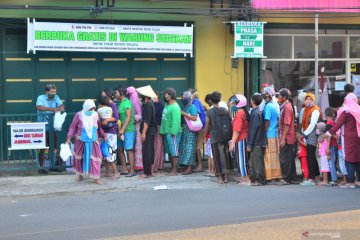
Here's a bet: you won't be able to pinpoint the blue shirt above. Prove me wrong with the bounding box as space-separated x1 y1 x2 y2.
36 94 63 130
263 100 279 138
192 98 206 128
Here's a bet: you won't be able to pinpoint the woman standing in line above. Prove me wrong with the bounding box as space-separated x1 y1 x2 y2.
66 99 106 185
179 91 198 175
127 86 143 172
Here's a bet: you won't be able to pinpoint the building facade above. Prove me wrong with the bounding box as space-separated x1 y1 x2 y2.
0 0 248 114
252 0 360 110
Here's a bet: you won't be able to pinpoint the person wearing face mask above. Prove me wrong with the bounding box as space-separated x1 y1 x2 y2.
262 86 283 185
137 86 158 178
36 83 65 174
178 91 198 175
278 88 299 184
160 88 182 176
66 99 106 185
300 93 322 186
127 86 144 172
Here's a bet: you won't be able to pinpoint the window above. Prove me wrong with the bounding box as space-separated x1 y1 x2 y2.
263 36 291 59
318 36 346 58
294 36 314 58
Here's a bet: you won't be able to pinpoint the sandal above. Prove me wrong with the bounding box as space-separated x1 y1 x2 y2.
125 172 137 177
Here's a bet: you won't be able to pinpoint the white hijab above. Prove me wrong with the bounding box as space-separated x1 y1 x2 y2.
81 99 98 139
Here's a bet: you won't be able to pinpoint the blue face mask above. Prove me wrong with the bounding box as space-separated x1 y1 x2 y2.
231 106 238 112
85 111 94 116
182 98 191 106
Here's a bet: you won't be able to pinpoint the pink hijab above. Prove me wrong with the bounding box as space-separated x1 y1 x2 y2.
127 86 142 122
337 93 360 137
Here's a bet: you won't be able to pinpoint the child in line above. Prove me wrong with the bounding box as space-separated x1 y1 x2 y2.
296 132 309 182
204 133 216 177
324 107 338 186
97 95 120 180
316 122 330 186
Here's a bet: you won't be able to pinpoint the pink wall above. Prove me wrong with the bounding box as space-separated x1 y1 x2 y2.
252 0 360 13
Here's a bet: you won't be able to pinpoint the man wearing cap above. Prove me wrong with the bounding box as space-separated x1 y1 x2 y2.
137 86 158 178
278 88 299 184
160 88 182 176
262 86 284 184
36 83 65 174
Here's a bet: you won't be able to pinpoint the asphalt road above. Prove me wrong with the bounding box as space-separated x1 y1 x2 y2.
0 185 359 240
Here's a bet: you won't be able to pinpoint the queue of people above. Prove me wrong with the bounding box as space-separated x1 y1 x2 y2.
37 82 360 187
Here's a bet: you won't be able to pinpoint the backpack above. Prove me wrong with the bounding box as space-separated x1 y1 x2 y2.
212 107 232 143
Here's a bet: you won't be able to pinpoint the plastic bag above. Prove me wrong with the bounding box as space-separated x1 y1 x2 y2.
60 143 72 162
185 115 203 132
100 140 110 158
54 112 67 131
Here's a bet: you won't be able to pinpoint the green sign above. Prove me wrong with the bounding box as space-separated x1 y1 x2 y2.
233 21 265 59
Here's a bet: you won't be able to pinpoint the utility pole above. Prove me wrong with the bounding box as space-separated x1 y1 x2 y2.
314 13 319 102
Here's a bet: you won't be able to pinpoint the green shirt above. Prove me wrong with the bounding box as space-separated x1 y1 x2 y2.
118 98 136 133
160 102 182 135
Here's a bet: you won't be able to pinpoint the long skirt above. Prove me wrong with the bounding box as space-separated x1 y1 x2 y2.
73 139 102 179
134 122 143 170
153 129 164 172
179 125 197 166
264 138 282 180
212 142 230 176
143 133 155 176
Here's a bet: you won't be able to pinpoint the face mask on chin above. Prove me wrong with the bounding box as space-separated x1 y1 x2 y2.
48 93 55 99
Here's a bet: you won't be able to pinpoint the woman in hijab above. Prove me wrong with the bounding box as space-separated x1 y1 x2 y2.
301 93 322 186
327 93 360 188
66 99 106 184
127 86 143 171
179 91 198 175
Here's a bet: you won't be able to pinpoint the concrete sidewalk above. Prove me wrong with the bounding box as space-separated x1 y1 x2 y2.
0 171 220 198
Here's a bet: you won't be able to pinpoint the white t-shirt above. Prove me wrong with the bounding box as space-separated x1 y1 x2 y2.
97 106 113 120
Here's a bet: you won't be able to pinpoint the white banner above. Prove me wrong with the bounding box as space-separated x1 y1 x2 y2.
27 20 193 55
353 75 360 97
8 122 47 150
233 21 266 58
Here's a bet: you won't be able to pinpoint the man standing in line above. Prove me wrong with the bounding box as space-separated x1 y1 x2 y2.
160 88 182 176
262 86 284 185
36 83 64 174
278 88 299 184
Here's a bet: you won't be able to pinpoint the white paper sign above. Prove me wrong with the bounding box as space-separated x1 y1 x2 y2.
233 21 266 58
353 75 360 97
27 20 193 55
8 122 48 150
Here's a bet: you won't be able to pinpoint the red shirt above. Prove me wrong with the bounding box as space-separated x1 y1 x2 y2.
232 109 249 142
325 119 338 147
279 101 296 144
